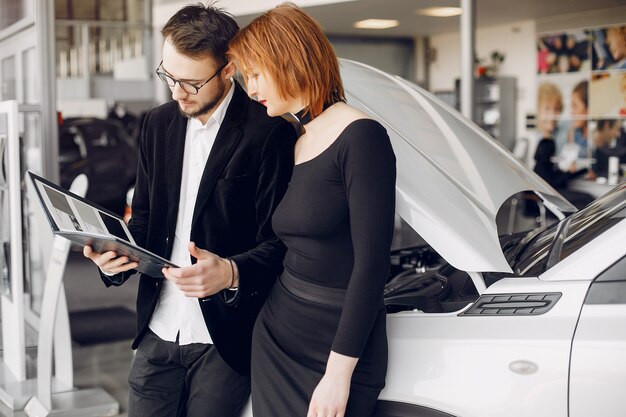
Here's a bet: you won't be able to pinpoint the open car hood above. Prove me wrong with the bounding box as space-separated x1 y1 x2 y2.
340 59 575 273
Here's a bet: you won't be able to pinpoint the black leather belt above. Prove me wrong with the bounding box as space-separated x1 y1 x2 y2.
280 270 346 308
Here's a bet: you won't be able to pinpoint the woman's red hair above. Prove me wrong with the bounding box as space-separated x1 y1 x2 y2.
228 3 344 119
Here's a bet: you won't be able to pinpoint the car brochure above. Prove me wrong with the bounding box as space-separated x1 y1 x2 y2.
28 171 178 277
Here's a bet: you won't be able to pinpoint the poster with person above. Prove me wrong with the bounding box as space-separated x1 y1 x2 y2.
537 30 590 74
537 23 626 164
536 73 590 156
591 25 626 70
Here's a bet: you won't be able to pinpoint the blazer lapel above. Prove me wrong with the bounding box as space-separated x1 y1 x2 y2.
191 83 248 227
165 110 188 236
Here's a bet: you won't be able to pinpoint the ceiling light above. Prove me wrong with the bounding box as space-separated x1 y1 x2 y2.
416 7 462 17
353 19 399 29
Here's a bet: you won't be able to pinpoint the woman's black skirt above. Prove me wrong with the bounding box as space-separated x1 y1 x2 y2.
251 270 388 417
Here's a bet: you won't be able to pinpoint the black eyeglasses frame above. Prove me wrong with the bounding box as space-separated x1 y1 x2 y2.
155 61 227 95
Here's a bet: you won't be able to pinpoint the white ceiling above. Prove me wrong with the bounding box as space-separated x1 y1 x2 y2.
227 0 626 38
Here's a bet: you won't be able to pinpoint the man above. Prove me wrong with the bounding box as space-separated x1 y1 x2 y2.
83 4 295 416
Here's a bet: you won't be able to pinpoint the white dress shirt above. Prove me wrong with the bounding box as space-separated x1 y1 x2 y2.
149 82 235 345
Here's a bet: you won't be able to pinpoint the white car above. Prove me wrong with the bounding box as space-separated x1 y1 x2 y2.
243 60 626 417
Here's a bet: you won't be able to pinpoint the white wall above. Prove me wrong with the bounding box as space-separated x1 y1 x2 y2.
429 20 537 145
330 37 414 79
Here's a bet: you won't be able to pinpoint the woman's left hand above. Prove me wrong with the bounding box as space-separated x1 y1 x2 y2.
307 351 358 417
307 373 350 417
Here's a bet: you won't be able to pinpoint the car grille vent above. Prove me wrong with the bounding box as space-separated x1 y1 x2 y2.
461 293 561 316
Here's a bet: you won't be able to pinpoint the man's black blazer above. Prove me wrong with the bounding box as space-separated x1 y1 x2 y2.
100 82 296 376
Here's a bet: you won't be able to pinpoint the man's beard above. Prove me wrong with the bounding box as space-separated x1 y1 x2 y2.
179 80 226 119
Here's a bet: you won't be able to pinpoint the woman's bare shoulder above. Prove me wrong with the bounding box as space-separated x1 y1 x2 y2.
304 103 377 145
331 102 373 124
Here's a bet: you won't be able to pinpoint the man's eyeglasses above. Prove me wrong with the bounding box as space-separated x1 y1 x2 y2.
155 61 226 95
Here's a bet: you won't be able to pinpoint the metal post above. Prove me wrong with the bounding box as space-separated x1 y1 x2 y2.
36 0 59 182
460 0 475 121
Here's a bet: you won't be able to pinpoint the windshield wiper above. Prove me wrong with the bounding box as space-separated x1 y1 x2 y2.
545 216 573 269
509 226 550 266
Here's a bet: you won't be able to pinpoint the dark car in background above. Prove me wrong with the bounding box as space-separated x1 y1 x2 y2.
59 117 138 215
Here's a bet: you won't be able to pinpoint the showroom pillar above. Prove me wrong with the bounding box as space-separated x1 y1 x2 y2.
36 0 59 182
460 0 475 120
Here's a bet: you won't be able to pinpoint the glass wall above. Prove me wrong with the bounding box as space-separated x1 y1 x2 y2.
55 0 148 22
56 22 150 77
55 0 152 78
0 56 16 100
0 0 26 31
0 0 56 327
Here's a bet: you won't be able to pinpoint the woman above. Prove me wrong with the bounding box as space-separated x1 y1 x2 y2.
228 4 396 417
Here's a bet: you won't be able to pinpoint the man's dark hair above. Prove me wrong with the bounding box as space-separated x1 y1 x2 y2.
161 2 239 64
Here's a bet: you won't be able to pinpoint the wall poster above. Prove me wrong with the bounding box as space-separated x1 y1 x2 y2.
536 24 626 178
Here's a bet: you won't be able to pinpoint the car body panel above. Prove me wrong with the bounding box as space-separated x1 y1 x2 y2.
380 277 591 417
340 59 574 274
570 304 626 417
569 253 626 417
379 211 626 417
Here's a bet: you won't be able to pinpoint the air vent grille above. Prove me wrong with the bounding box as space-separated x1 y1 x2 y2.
461 293 561 316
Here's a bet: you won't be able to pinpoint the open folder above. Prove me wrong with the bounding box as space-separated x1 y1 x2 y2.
28 171 177 277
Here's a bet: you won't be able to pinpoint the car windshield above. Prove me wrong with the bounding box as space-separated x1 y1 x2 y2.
512 183 626 276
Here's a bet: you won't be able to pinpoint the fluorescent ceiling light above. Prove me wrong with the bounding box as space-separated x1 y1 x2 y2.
416 7 462 17
353 19 399 29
